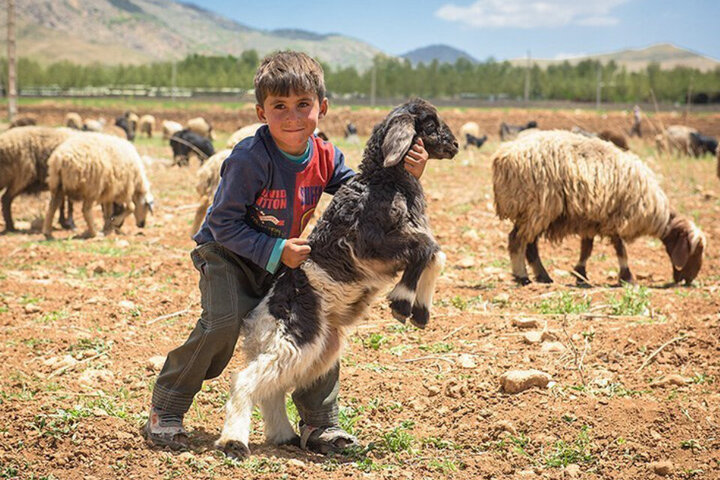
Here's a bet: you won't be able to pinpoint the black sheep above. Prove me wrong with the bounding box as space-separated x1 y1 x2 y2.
690 132 718 156
170 129 215 166
465 133 488 149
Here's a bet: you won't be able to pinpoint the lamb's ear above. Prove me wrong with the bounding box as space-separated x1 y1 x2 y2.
670 234 691 270
382 114 415 167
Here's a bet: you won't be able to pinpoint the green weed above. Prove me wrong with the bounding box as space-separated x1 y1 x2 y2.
545 426 595 468
608 285 650 316
537 292 591 315
418 342 453 353
364 333 388 350
381 420 416 453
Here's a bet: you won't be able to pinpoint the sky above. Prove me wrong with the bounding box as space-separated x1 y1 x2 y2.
195 0 720 61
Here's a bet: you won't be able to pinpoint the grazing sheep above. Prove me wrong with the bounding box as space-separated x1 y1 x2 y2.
500 121 537 141
43 133 154 239
465 133 488 149
114 116 135 141
162 120 183 140
492 130 705 286
690 132 718 156
344 122 360 144
64 112 83 130
190 148 232 237
662 125 700 156
83 118 106 132
459 121 480 148
187 117 214 140
170 129 215 166
138 115 156 138
9 115 37 129
226 123 263 148
0 126 77 232
598 129 629 151
125 111 139 133
215 98 459 459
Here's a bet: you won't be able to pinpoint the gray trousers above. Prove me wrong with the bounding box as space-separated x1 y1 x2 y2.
152 242 340 427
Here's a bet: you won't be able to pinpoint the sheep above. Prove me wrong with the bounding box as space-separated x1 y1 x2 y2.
9 115 37 129
190 148 232 237
114 116 135 141
170 129 215 166
0 126 77 232
226 123 263 148
187 117 214 140
492 130 705 286
161 120 183 140
690 132 718 156
138 115 156 138
344 122 360 144
64 112 83 130
215 98 459 460
43 132 154 239
459 121 480 148
662 125 700 156
125 111 139 133
465 133 488 149
597 129 629 151
83 118 106 132
500 121 538 141
571 126 596 138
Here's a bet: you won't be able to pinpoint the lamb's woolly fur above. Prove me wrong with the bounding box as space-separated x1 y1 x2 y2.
138 115 156 138
226 123 263 148
190 148 231 236
0 126 76 232
161 120 183 140
459 121 480 148
64 112 83 130
215 98 459 459
187 117 213 140
661 125 700 156
43 132 153 239
492 129 705 285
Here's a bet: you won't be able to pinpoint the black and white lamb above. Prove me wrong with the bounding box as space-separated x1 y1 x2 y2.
169 129 215 166
466 133 488 149
500 120 538 141
215 98 459 459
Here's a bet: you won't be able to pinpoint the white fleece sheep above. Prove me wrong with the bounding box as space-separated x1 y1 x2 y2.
226 123 263 148
660 125 700 156
459 121 480 148
162 120 183 140
492 130 705 286
64 112 83 130
0 126 77 232
43 132 154 239
190 148 232 237
187 117 214 140
138 115 156 138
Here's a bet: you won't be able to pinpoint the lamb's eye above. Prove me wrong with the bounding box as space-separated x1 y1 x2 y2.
423 119 435 131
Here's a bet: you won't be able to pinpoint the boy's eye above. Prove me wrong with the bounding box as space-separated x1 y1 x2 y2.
274 104 285 110
299 102 310 108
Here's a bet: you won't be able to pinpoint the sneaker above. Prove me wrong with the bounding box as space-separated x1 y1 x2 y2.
142 406 189 450
299 423 360 454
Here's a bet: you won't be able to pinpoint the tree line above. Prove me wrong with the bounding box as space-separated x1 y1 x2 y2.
1 51 719 103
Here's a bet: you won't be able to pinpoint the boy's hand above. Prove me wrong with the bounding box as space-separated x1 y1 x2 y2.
404 138 429 179
281 238 311 268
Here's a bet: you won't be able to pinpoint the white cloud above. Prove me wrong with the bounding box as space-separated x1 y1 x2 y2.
435 0 630 29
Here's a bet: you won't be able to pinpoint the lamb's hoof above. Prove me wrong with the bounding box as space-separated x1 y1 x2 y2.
409 305 429 329
619 269 635 285
536 274 554 284
513 276 531 286
60 220 76 231
217 440 250 461
389 299 412 322
572 267 590 286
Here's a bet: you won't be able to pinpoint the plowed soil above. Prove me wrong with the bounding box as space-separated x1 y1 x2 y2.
1 104 719 479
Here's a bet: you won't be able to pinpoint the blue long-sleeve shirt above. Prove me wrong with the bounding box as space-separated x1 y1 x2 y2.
193 125 355 273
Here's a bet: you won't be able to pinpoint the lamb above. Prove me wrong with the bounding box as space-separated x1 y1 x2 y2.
492 130 705 286
689 132 718 156
597 129 629 151
190 148 232 237
661 125 700 156
459 121 480 148
500 121 538 141
0 126 77 232
138 115 156 138
161 120 183 140
9 115 37 128
64 112 83 130
344 122 360 144
43 132 154 239
170 129 215 166
114 116 135 141
226 123 263 148
125 111 139 133
187 117 214 140
215 98 458 460
465 133 488 149
83 118 106 132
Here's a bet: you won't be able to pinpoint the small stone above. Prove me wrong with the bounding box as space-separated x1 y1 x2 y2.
493 293 510 304
457 353 477 368
118 300 136 310
651 374 688 388
565 464 581 478
650 429 663 441
523 331 543 344
462 229 480 240
650 460 673 476
115 239 130 248
90 261 106 274
425 385 441 397
147 355 166 371
541 341 566 353
495 420 517 435
513 317 539 329
24 303 41 313
44 355 78 370
78 369 115 389
287 459 306 468
500 369 552 394
457 256 476 268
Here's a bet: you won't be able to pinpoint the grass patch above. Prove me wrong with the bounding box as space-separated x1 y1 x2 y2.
608 285 650 316
418 342 453 353
381 420 416 453
537 292 591 315
363 333 388 351
545 426 595 468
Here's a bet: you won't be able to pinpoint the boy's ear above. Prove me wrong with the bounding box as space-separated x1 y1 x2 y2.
319 98 329 120
256 104 267 123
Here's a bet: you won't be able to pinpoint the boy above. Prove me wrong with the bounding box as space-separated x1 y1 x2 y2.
144 51 428 454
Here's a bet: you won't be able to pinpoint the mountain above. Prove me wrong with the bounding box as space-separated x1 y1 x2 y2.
0 0 384 70
509 44 720 72
401 44 477 65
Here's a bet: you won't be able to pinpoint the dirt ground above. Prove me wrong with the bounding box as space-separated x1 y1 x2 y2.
1 104 719 479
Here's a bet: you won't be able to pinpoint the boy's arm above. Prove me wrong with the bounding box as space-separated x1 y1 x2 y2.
206 155 285 273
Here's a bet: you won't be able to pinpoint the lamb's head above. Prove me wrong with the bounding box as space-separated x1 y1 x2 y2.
380 98 459 168
661 212 706 285
132 191 154 228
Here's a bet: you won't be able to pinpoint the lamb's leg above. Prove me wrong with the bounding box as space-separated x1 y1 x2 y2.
410 250 446 328
612 235 634 284
572 237 594 286
1 190 16 233
77 200 97 239
42 190 64 239
59 198 76 230
509 226 530 285
526 238 553 283
387 240 438 322
259 391 298 446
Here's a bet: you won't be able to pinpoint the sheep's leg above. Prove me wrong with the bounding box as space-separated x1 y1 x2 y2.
59 198 76 230
572 237 594 286
526 238 553 283
410 250 446 329
612 235 634 284
509 226 530 285
191 199 210 237
1 190 16 232
77 200 97 239
259 391 298 446
42 190 64 239
387 241 437 322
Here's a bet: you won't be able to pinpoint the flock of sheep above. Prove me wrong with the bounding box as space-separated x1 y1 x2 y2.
1 105 718 288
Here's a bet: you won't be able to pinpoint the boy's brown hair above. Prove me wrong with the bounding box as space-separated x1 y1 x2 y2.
254 51 326 106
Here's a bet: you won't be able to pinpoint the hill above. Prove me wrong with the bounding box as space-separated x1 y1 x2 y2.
401 44 477 65
0 0 384 70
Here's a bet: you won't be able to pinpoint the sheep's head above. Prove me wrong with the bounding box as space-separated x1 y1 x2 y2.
380 98 458 168
661 213 706 285
133 192 154 228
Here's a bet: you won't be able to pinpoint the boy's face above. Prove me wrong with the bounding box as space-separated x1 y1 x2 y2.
256 90 328 155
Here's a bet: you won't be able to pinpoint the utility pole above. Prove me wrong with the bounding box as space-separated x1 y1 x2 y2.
7 0 17 122
523 50 530 103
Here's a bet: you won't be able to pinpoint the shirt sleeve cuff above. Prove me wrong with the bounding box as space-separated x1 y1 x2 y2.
266 238 286 273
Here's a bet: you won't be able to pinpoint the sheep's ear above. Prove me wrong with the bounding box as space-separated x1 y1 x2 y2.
382 114 415 167
670 234 691 270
